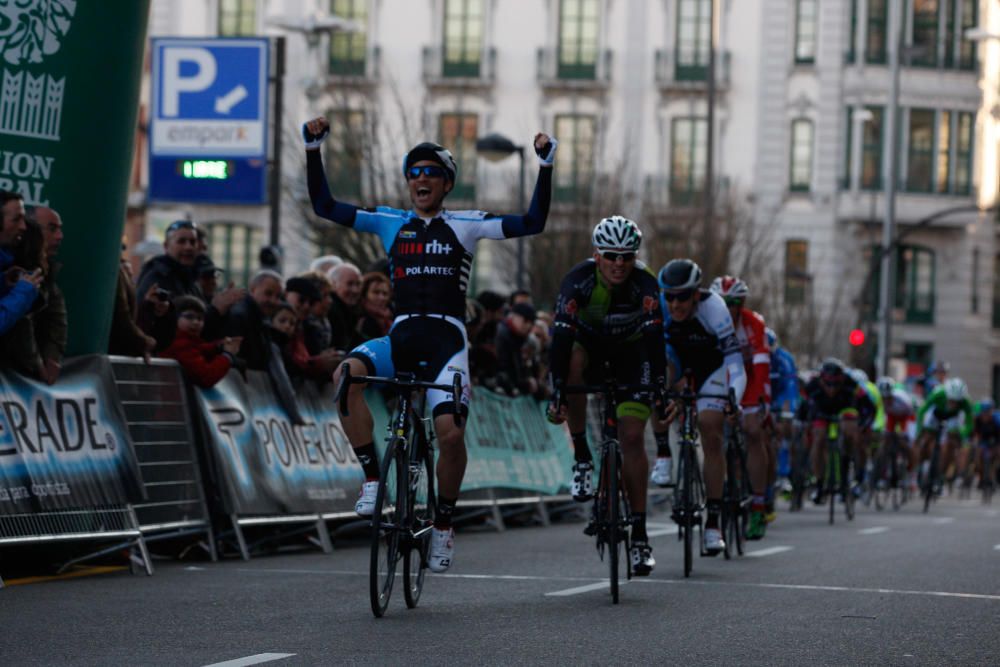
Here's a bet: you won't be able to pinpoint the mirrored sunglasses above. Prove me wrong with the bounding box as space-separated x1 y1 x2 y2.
600 251 636 263
406 165 447 180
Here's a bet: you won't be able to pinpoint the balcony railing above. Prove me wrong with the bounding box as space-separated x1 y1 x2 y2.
536 48 612 90
654 49 730 93
422 46 496 89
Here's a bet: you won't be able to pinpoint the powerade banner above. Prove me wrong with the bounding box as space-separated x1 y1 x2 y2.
192 370 363 515
0 356 144 515
460 390 575 494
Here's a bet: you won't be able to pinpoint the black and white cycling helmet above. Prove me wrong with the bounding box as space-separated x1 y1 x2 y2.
592 215 642 252
657 258 702 291
403 142 458 182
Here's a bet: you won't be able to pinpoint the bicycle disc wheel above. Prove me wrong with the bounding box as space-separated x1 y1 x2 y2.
606 444 621 604
403 438 435 610
370 438 404 618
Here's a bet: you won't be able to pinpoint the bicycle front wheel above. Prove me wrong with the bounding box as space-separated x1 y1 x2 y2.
682 443 695 574
605 443 622 604
827 447 837 526
923 443 940 514
403 433 436 610
370 438 405 618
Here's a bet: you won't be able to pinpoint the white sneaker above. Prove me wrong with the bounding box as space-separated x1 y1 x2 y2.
355 480 379 516
703 527 725 554
429 527 455 572
650 457 673 487
571 461 594 501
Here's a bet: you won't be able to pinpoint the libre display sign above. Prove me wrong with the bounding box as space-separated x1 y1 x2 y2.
0 0 152 356
149 37 269 205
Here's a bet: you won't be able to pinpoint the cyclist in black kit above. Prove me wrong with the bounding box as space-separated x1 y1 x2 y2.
547 216 667 576
304 116 557 572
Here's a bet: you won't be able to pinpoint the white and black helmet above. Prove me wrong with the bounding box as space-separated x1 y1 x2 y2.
944 377 968 401
592 215 642 252
402 142 458 182
658 258 702 291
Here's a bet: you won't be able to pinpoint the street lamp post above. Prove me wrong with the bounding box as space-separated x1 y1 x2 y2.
476 133 526 289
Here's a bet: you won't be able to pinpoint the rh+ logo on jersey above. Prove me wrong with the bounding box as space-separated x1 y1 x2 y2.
426 239 452 254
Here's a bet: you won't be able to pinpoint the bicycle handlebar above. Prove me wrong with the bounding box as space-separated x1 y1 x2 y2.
334 363 464 426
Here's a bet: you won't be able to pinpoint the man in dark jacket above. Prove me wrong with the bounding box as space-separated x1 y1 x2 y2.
494 302 538 397
136 220 202 350
327 262 363 352
221 269 283 370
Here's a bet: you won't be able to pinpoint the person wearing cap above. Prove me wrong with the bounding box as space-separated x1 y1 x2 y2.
494 300 538 397
547 216 667 576
302 115 557 574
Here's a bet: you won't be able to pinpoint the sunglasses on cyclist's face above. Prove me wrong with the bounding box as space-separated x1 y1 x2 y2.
599 251 636 263
406 165 448 180
663 288 696 302
725 297 744 308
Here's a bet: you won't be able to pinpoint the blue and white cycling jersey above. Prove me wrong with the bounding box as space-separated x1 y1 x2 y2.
770 346 799 410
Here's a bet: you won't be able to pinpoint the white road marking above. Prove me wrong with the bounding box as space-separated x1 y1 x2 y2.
203 654 295 667
858 526 890 535
993 544 1000 551
648 525 678 537
545 581 612 597
234 567 1000 602
745 546 794 558
932 517 955 524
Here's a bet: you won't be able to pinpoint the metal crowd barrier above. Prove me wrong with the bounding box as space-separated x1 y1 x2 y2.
109 357 216 560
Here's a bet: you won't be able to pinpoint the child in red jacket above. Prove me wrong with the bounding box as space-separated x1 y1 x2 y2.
159 295 242 388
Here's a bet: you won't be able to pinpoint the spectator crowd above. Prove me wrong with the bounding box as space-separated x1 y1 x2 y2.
0 189 553 401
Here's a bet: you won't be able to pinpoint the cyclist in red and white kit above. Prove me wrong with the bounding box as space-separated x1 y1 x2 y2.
710 276 771 540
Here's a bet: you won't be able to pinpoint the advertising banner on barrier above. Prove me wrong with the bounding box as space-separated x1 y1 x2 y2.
0 356 144 515
460 390 574 495
192 370 364 515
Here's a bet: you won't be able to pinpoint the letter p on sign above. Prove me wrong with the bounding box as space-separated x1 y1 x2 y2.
162 48 217 117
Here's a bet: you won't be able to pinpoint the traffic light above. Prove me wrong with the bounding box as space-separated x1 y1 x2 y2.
849 328 866 347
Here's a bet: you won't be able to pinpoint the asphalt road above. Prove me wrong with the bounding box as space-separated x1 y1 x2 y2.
3 494 999 666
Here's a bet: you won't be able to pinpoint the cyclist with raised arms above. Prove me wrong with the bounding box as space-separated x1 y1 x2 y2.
914 377 973 494
303 117 557 572
547 216 667 576
657 259 746 555
710 276 771 540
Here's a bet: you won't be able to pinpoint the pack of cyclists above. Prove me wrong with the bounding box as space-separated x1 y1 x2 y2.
305 119 996 583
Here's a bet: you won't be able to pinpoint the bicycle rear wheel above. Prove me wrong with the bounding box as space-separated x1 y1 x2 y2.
403 429 436 610
605 443 622 604
681 443 695 575
370 438 405 618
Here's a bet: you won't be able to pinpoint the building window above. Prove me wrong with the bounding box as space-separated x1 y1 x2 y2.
790 119 813 192
558 0 599 79
438 113 478 201
906 109 935 193
866 0 887 63
670 117 708 205
794 0 817 64
785 239 809 306
219 0 256 36
325 110 365 200
957 0 977 69
443 0 483 77
847 0 858 63
848 107 885 190
203 223 264 288
330 0 367 76
676 0 711 80
912 0 939 67
935 110 951 192
554 114 596 202
905 343 934 373
955 111 974 194
897 245 935 323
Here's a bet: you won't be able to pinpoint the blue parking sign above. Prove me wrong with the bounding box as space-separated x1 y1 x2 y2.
149 38 270 204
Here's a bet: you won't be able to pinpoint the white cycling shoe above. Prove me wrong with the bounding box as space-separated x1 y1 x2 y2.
703 527 725 554
650 457 673 487
429 527 455 572
571 461 594 501
355 480 379 516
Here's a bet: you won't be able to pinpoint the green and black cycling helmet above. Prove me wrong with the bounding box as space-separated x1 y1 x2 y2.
403 142 458 182
658 258 702 291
